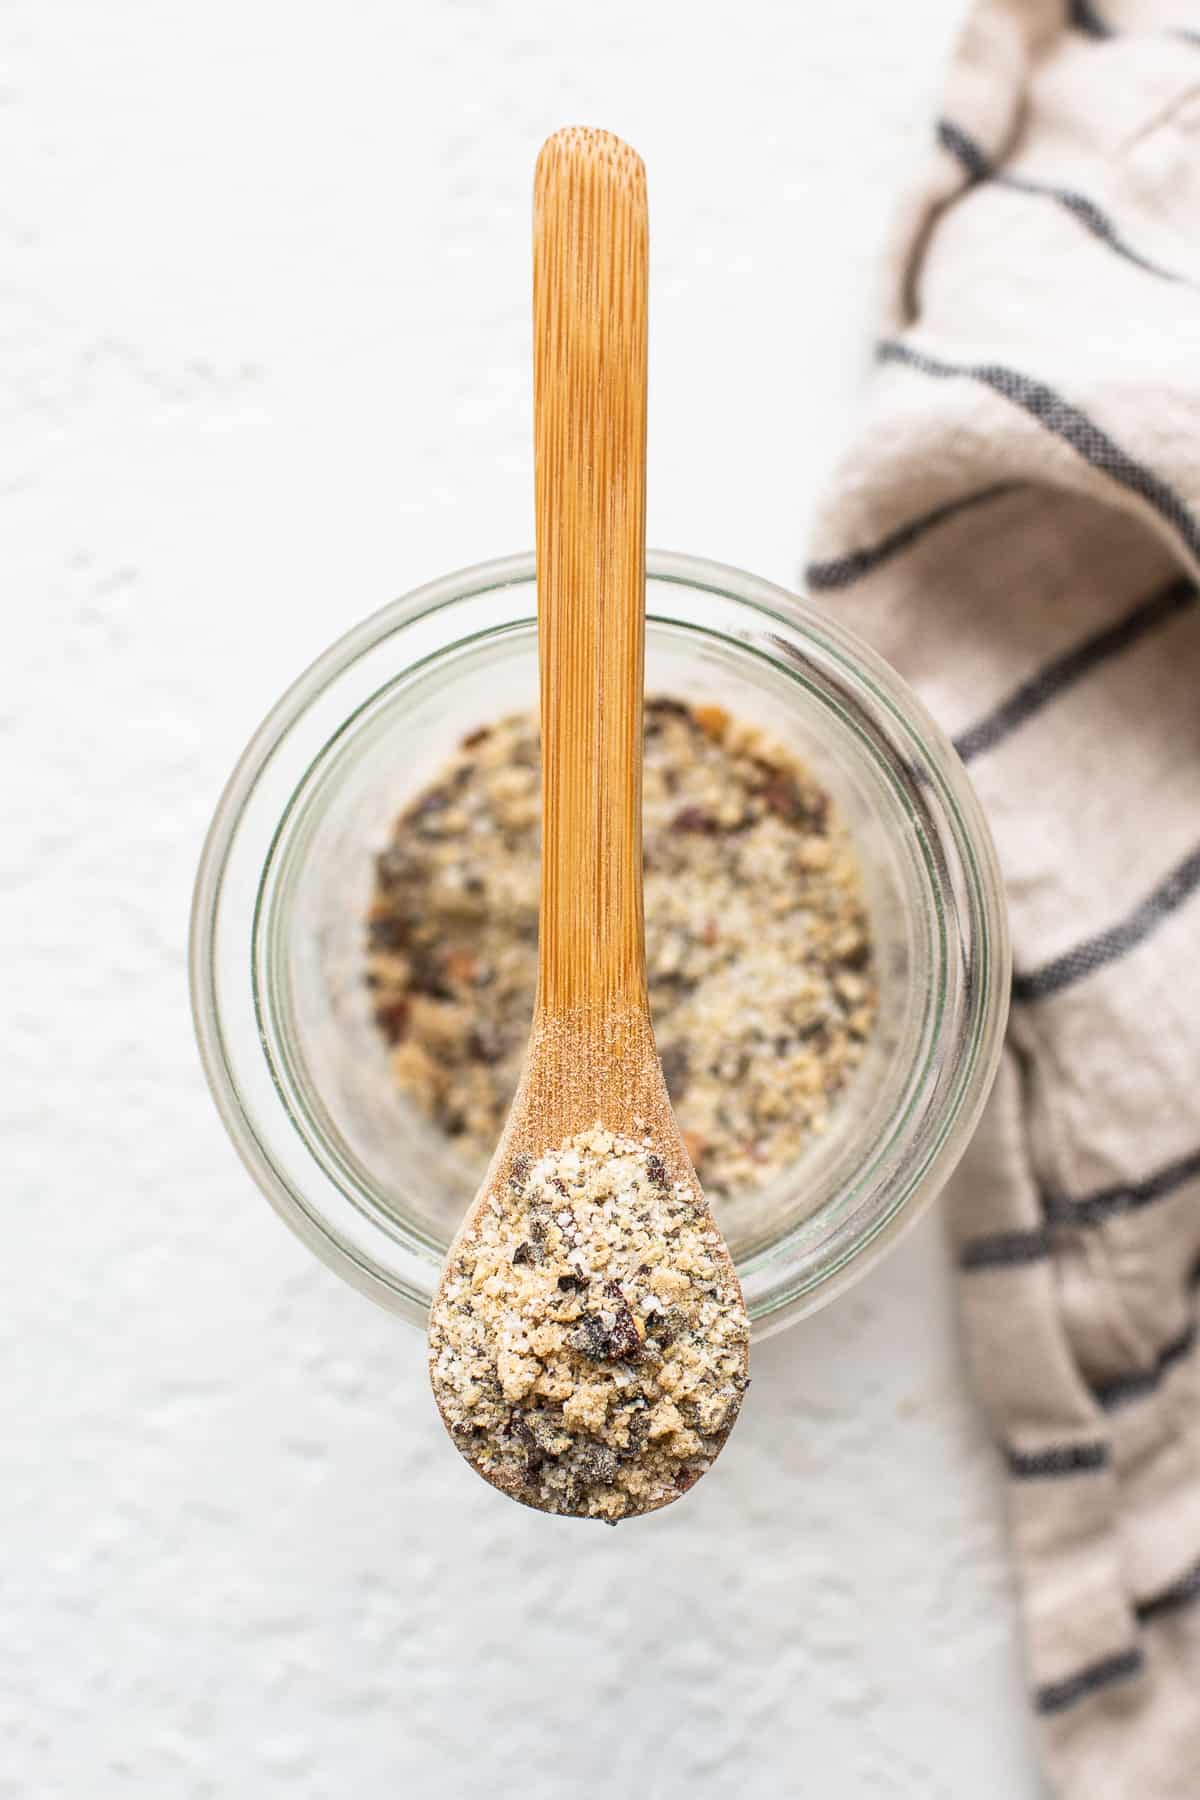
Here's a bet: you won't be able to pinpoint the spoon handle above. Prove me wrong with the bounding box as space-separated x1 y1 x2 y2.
533 127 649 1023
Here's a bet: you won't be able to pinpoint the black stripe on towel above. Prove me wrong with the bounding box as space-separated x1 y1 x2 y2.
937 119 1184 285
1049 1147 1200 1226
876 340 1200 566
1093 1322 1197 1411
1014 174 1184 281
1012 844 1200 1002
953 576 1197 763
1068 6 1200 45
937 118 991 183
964 1152 1200 1264
1034 1647 1143 1716
1069 0 1113 36
1008 1442 1109 1478
960 1226 1052 1270
1136 1559 1200 1625
805 484 1020 592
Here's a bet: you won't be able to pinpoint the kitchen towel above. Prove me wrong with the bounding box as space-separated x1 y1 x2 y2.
807 1 1200 1793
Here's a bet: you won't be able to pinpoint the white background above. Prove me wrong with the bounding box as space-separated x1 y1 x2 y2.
4 2 1047 1794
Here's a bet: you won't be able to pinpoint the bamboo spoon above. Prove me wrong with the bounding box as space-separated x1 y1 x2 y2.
428 127 750 1521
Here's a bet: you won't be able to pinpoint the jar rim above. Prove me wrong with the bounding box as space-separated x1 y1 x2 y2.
191 549 1010 1336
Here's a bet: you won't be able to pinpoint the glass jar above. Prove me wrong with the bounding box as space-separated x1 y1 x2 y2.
190 551 1009 1338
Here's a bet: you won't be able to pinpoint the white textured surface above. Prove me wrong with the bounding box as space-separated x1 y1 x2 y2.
4 3 1045 1794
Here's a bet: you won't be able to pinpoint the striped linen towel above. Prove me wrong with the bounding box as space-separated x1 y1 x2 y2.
807 2 1200 1793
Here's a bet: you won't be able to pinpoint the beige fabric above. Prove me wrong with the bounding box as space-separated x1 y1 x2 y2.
808 3 1200 1793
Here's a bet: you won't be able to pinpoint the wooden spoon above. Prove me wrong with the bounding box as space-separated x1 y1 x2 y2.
428 126 750 1522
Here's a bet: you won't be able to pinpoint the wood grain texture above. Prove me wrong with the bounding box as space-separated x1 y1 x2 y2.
534 126 649 1021
442 124 677 1188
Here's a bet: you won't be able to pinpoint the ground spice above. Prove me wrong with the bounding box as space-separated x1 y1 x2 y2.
428 1125 750 1521
367 699 877 1201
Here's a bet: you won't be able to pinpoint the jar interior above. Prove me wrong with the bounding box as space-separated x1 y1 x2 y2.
264 588 940 1286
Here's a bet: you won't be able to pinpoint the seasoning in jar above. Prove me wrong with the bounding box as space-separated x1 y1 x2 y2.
367 699 877 1201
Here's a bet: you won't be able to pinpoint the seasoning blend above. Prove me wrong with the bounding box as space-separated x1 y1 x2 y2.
368 701 877 1204
426 128 750 1520
429 1128 750 1522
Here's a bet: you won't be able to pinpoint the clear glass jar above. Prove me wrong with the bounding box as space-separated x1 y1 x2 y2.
190 551 1009 1338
